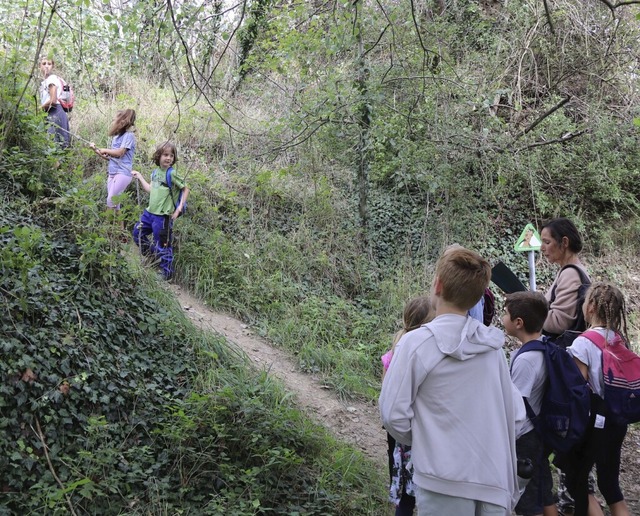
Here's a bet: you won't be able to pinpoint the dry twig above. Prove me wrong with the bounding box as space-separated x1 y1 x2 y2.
515 129 587 153
33 417 79 516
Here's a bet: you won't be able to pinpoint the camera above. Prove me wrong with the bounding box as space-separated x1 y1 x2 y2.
517 458 534 479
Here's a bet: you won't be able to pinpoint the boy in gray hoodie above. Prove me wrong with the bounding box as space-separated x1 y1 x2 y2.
379 246 525 515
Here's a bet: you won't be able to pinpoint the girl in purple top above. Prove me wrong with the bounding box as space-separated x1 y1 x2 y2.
90 109 137 222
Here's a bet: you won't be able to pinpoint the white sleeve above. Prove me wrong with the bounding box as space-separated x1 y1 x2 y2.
379 337 428 446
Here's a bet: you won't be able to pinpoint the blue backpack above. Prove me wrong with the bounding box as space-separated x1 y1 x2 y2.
162 166 187 217
512 337 591 454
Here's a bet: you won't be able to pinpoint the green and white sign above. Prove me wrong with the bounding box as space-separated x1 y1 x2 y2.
514 223 542 252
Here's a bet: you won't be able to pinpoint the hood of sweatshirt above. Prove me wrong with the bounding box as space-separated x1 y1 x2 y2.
429 313 504 360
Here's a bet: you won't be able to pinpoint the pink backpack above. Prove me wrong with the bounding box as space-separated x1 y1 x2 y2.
58 77 75 112
582 330 640 425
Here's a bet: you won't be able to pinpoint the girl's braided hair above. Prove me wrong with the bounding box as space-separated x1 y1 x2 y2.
586 282 630 346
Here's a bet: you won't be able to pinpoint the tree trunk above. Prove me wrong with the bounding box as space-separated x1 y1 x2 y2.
353 0 370 240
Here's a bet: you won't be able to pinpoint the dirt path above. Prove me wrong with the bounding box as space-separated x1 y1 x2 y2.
170 285 388 472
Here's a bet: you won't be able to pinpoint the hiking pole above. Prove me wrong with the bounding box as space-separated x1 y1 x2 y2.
57 125 93 146
60 127 123 165
57 126 116 157
66 129 124 165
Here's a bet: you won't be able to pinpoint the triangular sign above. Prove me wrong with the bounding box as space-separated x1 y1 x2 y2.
514 223 542 252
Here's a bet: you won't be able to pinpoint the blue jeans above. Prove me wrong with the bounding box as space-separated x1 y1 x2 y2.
46 104 70 149
132 210 174 279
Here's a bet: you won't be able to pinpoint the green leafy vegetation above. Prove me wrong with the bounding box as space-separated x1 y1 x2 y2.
2 0 640 512
0 66 385 513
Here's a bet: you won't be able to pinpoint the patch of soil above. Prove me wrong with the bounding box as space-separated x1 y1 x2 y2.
169 285 640 514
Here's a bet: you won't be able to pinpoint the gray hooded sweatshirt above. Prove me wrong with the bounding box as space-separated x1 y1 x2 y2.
379 314 525 512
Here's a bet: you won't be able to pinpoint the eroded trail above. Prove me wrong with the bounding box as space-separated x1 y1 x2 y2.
170 285 387 471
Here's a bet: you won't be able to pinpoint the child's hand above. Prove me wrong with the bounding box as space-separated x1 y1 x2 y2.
89 142 96 150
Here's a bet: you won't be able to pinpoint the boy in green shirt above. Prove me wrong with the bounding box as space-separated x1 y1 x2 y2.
132 142 189 279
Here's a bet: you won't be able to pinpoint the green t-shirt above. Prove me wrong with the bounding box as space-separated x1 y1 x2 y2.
147 167 186 216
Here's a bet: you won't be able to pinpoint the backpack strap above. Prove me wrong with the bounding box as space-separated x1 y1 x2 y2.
549 264 590 304
582 329 607 350
518 339 547 354
164 167 179 210
582 329 627 350
511 338 546 373
564 264 591 292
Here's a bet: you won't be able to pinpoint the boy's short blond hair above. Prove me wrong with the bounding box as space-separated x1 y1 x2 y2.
435 246 490 311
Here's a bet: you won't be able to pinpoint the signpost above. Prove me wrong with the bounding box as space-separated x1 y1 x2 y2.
514 223 542 291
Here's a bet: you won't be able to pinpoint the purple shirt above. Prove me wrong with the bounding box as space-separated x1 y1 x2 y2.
108 131 136 176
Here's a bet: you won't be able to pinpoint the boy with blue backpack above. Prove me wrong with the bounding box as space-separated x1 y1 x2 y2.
507 291 597 516
131 142 189 280
504 291 558 516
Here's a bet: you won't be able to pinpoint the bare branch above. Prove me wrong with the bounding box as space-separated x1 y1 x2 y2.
596 0 640 13
362 23 390 59
166 0 254 136
206 4 245 86
33 417 79 516
266 119 331 156
515 130 588 153
409 0 432 57
375 0 396 83
516 95 571 140
542 0 556 35
597 0 617 12
380 75 477 87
